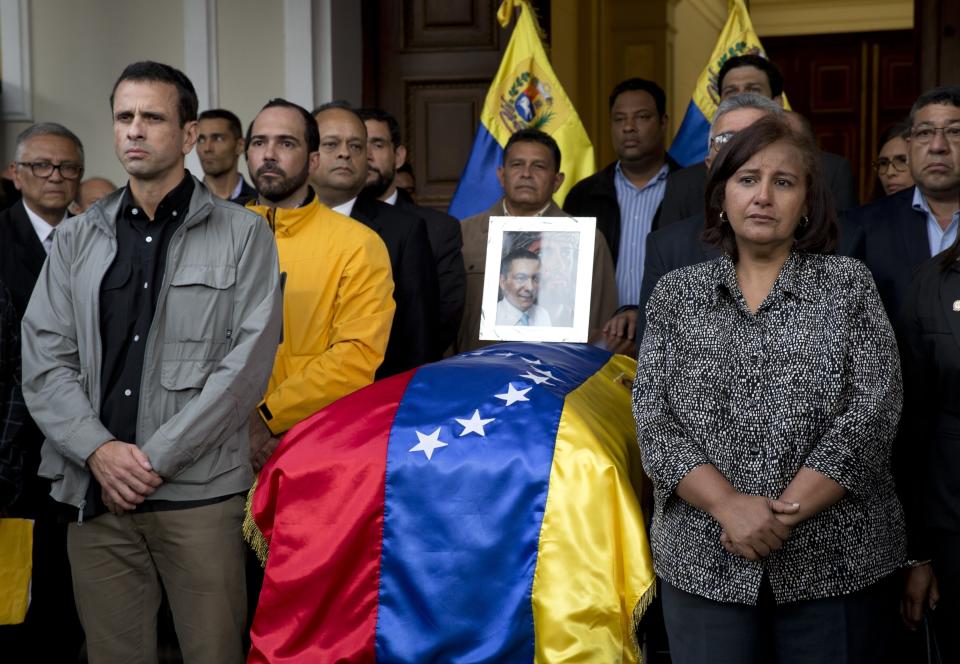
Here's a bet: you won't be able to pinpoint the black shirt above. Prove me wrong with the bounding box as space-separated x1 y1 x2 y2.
99 174 193 443
87 175 192 518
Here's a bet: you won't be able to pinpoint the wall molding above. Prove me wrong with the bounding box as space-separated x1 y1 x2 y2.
183 0 218 110
750 0 913 36
1 0 32 121
685 0 726 32
284 0 315 109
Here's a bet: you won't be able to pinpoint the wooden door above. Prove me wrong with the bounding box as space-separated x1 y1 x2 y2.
362 1 534 211
765 31 917 205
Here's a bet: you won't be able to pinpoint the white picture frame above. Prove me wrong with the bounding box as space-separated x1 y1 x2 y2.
1 0 32 121
479 215 596 343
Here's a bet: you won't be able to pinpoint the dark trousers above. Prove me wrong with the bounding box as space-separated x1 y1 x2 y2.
660 575 897 664
930 530 960 663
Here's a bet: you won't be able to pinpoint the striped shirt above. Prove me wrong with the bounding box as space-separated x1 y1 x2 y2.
613 162 669 307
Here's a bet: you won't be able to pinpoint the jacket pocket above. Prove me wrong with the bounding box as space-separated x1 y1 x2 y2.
164 265 237 343
159 340 228 391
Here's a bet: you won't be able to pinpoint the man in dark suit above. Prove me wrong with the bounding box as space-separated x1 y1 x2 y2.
846 86 960 321
562 78 680 355
0 122 84 661
358 107 465 356
846 85 960 656
659 54 858 226
311 102 439 378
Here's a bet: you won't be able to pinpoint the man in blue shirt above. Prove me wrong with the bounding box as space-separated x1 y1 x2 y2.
563 78 679 353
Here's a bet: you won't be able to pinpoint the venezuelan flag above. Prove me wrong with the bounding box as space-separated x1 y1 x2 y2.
447 0 595 220
245 343 654 663
669 0 784 167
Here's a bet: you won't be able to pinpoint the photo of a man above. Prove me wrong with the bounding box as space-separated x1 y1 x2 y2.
496 248 552 326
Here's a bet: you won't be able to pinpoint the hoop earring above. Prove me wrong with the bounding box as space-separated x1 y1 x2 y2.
719 210 728 224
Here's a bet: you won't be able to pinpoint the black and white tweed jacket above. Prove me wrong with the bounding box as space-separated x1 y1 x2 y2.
633 251 906 605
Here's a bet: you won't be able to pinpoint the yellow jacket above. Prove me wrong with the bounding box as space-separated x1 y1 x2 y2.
248 196 395 434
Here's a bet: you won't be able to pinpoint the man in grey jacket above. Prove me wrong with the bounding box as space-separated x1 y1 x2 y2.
21 61 282 664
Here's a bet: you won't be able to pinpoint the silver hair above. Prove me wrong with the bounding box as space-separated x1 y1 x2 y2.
14 122 85 164
708 94 784 148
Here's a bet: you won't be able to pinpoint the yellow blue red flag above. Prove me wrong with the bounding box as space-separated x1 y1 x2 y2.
669 0 785 166
245 343 654 662
448 0 595 219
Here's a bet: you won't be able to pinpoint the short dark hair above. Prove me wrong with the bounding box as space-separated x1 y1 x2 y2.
702 115 837 260
503 129 562 172
500 248 541 276
609 78 666 116
717 54 785 99
356 107 402 146
110 61 198 127
246 98 320 153
198 108 243 139
908 85 960 127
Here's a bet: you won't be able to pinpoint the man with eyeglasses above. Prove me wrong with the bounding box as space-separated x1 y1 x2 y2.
843 84 960 659
0 123 86 660
845 86 960 321
658 55 857 227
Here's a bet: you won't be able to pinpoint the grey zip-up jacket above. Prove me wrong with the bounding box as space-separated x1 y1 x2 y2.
21 178 282 515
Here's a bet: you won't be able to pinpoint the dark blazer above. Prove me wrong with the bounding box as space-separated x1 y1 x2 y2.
395 198 466 356
636 212 717 339
0 200 50 516
351 194 441 378
897 255 960 557
0 200 48 317
230 176 258 206
843 186 931 322
658 151 858 227
562 155 680 265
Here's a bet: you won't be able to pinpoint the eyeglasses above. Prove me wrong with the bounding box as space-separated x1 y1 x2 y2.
16 161 83 180
873 155 908 174
709 131 735 152
909 125 960 145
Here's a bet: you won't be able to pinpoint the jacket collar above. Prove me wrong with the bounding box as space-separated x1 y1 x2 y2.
583 154 681 199
85 174 215 238
246 189 325 237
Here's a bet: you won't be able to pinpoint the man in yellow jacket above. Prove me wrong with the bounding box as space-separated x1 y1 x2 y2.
244 98 395 468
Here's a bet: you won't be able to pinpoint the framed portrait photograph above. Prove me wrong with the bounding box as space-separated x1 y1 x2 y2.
479 216 596 343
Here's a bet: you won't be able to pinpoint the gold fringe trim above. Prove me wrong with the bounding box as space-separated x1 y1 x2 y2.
242 477 270 567
632 582 657 664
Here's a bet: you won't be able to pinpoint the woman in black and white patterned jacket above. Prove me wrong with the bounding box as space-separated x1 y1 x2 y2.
633 115 906 664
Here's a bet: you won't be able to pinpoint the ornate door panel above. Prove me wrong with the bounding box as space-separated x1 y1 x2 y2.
765 31 917 204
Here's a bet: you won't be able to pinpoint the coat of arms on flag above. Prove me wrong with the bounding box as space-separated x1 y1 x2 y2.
245 343 654 662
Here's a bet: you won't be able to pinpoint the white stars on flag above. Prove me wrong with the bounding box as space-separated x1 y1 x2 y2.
455 410 495 437
494 383 531 406
409 427 448 460
519 371 551 385
407 352 565 461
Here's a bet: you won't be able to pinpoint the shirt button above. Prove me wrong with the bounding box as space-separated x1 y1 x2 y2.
172 211 178 217
132 208 139 215
143 282 149 289
133 334 140 342
146 236 153 243
123 389 132 397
